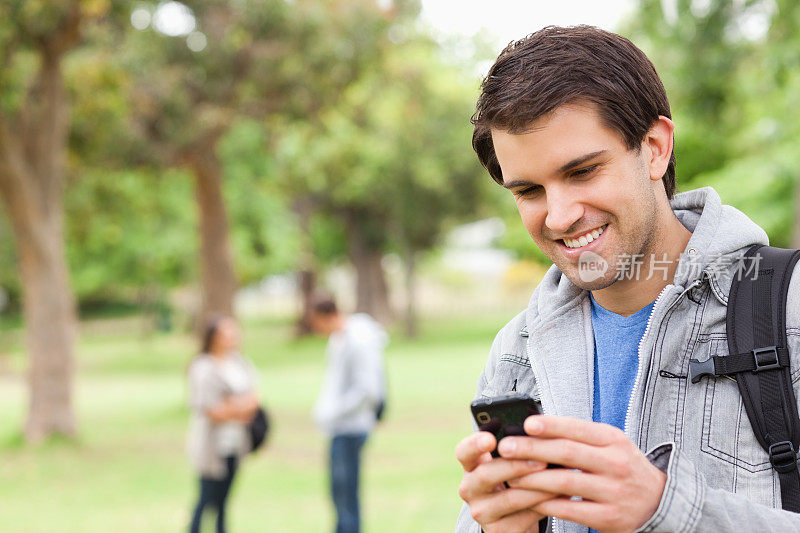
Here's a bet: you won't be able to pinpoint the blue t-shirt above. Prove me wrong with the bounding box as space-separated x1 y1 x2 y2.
588 294 655 533
589 293 656 431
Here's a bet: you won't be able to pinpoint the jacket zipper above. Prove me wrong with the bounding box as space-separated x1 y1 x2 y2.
623 274 707 438
546 274 707 533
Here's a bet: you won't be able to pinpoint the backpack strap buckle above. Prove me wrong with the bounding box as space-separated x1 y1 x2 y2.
689 357 716 384
753 346 780 373
769 440 797 473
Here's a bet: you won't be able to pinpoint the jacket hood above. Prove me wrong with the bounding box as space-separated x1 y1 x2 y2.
345 313 389 348
528 186 769 323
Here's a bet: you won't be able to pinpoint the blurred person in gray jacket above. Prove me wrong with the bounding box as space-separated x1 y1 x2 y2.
311 296 388 533
187 315 260 533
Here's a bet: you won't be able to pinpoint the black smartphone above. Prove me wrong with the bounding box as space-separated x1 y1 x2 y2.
470 393 544 458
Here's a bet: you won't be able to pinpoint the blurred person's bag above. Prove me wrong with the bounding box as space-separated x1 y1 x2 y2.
248 405 270 452
375 398 386 422
376 347 388 423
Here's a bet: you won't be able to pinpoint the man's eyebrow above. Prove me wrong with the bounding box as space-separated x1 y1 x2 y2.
502 178 534 190
559 150 607 172
502 150 608 190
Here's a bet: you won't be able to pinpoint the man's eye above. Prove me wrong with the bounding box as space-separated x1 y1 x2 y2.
516 185 542 197
572 165 598 178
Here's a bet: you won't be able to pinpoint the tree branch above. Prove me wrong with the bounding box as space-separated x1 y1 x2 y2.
41 1 83 61
29 51 68 216
0 112 50 261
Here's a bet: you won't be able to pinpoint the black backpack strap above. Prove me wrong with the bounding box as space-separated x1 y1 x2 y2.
689 346 791 383
690 244 800 512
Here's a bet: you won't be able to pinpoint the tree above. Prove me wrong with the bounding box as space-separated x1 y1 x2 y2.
765 0 800 247
122 0 396 328
274 27 492 332
378 39 491 335
276 116 397 324
624 0 800 247
54 10 299 317
623 0 754 185
0 0 90 440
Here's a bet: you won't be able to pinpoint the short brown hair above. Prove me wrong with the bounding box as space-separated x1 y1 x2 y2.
311 295 338 316
472 25 676 199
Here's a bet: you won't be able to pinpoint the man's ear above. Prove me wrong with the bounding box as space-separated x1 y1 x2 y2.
643 116 674 182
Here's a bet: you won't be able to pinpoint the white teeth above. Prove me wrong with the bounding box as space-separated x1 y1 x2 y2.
563 225 606 249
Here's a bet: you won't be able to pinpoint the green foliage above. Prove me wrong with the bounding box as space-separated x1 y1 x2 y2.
0 0 128 114
18 0 800 312
0 213 20 308
623 0 800 245
273 27 493 264
307 212 350 264
219 119 301 284
66 45 144 165
498 217 552 265
695 145 798 247
624 0 752 182
0 0 505 311
64 167 197 300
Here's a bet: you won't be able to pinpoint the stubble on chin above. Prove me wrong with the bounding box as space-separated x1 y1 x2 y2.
564 264 619 291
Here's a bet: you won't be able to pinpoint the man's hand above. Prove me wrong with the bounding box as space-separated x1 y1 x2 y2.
499 416 667 533
455 431 555 532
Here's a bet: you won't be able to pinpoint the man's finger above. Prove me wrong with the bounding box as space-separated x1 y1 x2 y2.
533 495 610 530
524 415 622 446
506 468 612 502
481 508 546 532
470 487 555 525
497 436 607 472
459 457 547 501
455 432 497 472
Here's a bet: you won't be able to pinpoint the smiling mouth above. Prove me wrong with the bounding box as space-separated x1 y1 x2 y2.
560 224 608 249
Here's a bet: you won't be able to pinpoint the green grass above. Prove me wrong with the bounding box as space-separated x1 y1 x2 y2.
0 311 519 532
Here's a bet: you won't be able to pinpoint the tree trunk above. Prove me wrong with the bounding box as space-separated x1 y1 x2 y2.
296 269 316 336
292 197 317 337
17 215 77 440
186 146 237 328
345 211 392 325
403 247 418 338
0 51 78 442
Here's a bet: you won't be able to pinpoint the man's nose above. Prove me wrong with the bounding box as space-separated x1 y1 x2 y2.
544 188 583 235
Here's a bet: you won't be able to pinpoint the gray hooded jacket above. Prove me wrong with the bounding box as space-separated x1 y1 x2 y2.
313 313 388 436
456 187 800 532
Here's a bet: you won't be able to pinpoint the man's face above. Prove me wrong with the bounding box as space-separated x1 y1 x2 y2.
309 312 337 337
491 103 660 290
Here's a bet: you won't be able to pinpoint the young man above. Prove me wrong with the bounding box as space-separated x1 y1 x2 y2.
455 26 800 532
310 296 388 533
